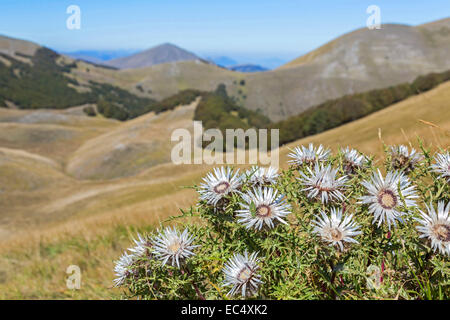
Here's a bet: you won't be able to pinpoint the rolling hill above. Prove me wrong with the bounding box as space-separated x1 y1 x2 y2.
0 34 40 61
244 19 450 120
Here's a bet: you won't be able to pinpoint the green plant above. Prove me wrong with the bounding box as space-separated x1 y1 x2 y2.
194 85 271 150
113 143 449 300
152 89 205 114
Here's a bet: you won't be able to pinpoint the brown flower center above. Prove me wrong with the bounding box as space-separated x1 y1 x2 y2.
330 228 343 241
432 224 450 242
393 155 409 167
238 266 253 282
214 181 230 194
377 189 397 210
168 242 181 254
344 162 357 175
256 204 272 218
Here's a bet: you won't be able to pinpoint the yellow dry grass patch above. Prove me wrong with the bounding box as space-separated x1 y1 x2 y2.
0 108 119 165
66 100 199 180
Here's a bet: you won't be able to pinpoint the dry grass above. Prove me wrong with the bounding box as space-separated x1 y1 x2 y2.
0 82 449 299
66 100 199 180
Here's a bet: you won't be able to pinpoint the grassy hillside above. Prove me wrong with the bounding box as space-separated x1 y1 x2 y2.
281 18 450 70
0 40 159 123
67 99 200 180
0 107 119 165
272 69 450 145
0 81 448 299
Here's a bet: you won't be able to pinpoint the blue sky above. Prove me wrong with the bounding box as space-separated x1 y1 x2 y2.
0 0 448 58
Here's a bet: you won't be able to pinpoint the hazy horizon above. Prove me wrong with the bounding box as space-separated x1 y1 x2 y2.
60 47 301 69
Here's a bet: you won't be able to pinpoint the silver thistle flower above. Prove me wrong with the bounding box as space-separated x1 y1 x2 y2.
312 207 361 251
199 166 241 206
431 152 450 182
298 164 348 203
389 145 423 172
128 233 152 257
288 143 330 166
416 201 450 256
222 251 262 297
113 251 135 287
341 147 368 174
152 227 199 268
245 166 279 186
236 187 291 230
359 170 418 229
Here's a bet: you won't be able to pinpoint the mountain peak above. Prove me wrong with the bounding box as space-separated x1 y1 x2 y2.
106 43 200 69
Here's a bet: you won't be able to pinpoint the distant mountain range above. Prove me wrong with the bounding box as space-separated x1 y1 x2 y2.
207 56 238 67
63 49 138 65
65 49 273 72
229 64 268 72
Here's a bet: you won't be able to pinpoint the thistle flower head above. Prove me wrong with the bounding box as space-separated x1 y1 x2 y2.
340 147 368 174
389 145 423 172
236 187 291 230
288 143 330 166
199 166 241 206
128 233 152 257
222 251 262 297
245 166 279 186
298 164 348 203
152 227 199 268
431 151 450 182
113 252 135 287
416 201 450 256
312 207 361 251
359 170 418 229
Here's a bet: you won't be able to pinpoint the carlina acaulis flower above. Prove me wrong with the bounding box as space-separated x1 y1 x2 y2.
222 250 263 297
312 207 362 251
198 166 241 206
388 145 423 173
287 143 330 166
128 233 153 257
113 251 136 287
340 147 368 175
152 227 200 268
298 163 348 203
431 151 450 182
359 169 418 229
236 186 291 230
415 201 450 256
244 165 279 186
